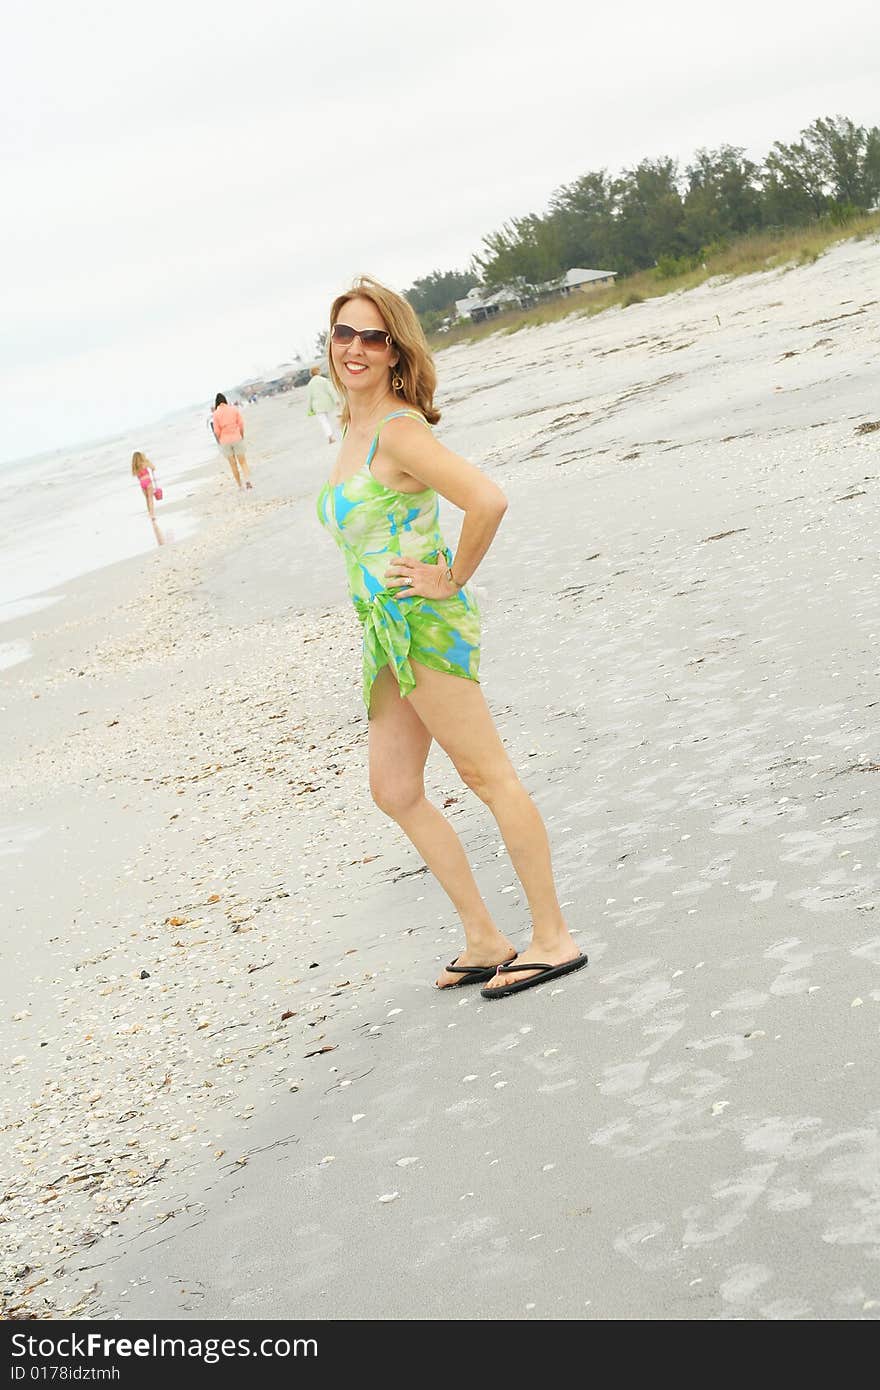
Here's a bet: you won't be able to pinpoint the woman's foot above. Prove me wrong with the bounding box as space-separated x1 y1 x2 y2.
480 934 582 993
436 938 516 989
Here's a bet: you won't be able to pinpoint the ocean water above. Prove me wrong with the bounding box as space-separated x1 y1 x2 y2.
0 405 217 638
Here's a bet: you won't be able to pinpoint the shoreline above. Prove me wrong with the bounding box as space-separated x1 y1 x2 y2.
0 450 227 665
3 241 880 1320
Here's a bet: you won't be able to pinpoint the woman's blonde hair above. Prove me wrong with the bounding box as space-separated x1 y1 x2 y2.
131 450 151 475
328 275 439 427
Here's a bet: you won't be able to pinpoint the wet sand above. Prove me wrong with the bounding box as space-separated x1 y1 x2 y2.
2 239 879 1320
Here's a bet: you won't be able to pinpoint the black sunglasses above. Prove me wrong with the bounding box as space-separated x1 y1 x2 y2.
330 323 393 351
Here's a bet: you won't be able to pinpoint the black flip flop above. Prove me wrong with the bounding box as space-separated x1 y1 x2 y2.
480 954 588 1000
438 955 518 990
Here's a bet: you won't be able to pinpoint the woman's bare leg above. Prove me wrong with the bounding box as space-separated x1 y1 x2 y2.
227 456 242 489
143 487 163 542
368 666 515 987
405 662 580 990
235 449 252 487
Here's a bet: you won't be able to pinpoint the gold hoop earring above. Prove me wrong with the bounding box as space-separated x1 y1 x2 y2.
391 371 404 392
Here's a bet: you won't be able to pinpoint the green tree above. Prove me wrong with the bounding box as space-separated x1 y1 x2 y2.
473 222 520 286
612 158 687 271
405 269 479 319
864 125 880 207
683 146 763 246
476 213 566 287
548 170 617 269
763 133 830 223
803 115 880 207
763 117 880 224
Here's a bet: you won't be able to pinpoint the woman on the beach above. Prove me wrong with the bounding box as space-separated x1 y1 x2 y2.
212 393 253 491
317 277 586 998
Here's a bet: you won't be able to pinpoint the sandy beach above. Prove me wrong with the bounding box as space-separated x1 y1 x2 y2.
2 237 879 1321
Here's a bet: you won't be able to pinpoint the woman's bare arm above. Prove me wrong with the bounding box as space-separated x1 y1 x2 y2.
382 419 507 583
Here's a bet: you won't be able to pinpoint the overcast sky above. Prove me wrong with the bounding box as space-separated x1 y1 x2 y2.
3 0 877 464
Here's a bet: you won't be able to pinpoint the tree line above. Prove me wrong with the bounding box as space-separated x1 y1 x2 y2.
404 115 880 329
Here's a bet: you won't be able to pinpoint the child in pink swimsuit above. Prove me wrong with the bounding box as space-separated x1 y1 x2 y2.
132 450 159 520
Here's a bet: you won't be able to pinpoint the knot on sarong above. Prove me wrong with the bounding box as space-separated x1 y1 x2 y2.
353 590 416 698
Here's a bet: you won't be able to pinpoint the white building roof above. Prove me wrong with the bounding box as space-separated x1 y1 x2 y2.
454 289 485 315
455 284 524 315
563 267 617 287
